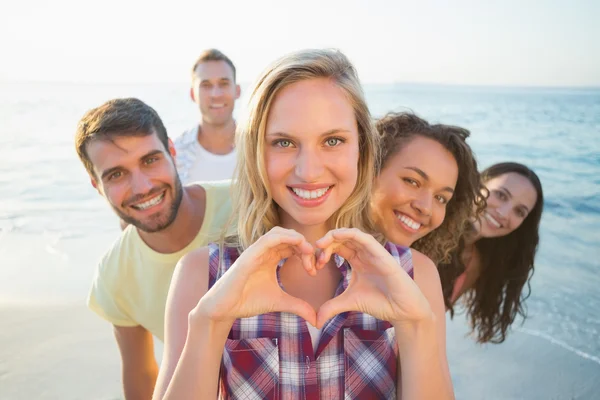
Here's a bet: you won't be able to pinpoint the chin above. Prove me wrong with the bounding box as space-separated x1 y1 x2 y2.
480 228 500 239
396 235 417 247
287 211 333 228
298 217 332 227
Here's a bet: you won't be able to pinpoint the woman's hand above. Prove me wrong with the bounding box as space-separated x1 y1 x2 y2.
315 228 433 328
191 227 318 326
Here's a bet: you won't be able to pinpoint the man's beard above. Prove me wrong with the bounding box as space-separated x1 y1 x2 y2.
114 175 184 233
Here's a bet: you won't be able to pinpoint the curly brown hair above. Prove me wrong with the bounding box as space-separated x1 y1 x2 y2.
375 112 486 302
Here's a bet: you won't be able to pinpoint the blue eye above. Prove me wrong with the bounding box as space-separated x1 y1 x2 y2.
326 137 342 147
276 139 292 148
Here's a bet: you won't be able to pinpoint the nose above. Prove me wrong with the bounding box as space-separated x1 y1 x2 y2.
210 85 224 97
496 202 511 218
130 170 154 195
412 191 433 217
295 147 324 182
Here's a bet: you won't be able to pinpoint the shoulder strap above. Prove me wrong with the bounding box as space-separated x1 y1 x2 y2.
385 242 414 279
208 243 241 288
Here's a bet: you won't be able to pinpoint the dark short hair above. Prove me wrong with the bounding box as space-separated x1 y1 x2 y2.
74 98 169 179
191 48 237 82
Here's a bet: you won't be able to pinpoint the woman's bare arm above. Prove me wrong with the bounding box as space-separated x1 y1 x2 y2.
153 247 229 400
395 250 454 400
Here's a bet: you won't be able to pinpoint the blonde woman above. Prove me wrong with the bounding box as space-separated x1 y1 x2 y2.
153 49 454 400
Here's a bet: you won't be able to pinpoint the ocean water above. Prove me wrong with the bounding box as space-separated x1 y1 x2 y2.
1 81 599 397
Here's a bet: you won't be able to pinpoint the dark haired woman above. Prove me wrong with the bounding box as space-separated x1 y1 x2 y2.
442 162 544 343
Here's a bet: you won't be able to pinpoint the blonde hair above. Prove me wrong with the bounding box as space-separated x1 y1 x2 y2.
227 49 380 250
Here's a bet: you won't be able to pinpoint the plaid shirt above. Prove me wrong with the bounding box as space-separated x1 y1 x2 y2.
208 242 414 400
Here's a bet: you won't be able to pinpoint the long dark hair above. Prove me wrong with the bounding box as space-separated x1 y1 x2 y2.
446 162 544 343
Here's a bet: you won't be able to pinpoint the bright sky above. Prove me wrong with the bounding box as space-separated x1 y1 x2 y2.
1 0 598 86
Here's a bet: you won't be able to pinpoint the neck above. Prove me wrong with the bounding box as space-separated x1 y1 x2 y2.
137 185 205 253
277 216 342 310
197 119 236 155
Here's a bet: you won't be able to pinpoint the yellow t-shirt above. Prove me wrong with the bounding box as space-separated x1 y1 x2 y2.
87 180 234 341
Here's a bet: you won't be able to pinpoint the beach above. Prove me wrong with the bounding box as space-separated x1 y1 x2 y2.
1 81 599 399
0 303 121 400
1 302 599 400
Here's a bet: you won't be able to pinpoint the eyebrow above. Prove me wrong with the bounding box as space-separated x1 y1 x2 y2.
100 150 164 180
200 77 231 83
404 167 455 194
500 186 513 199
499 186 531 213
266 129 351 139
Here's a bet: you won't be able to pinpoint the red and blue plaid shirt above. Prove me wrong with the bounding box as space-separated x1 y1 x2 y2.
208 242 414 400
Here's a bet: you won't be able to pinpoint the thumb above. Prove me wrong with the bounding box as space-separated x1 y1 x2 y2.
316 291 354 329
278 292 317 327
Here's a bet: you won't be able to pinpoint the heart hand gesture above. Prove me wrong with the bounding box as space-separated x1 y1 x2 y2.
195 227 318 326
314 228 433 328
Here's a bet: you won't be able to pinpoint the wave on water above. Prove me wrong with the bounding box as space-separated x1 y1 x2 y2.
516 327 600 367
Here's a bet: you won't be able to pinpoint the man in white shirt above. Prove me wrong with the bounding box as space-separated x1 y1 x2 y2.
175 49 240 183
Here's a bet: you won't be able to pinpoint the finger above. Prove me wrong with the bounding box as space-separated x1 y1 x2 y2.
328 243 356 264
254 231 313 261
331 228 379 250
315 231 339 269
331 229 390 263
301 252 317 276
254 233 304 256
314 249 329 270
315 229 336 249
316 246 332 270
273 240 313 259
295 239 315 257
278 292 317 326
271 244 316 277
284 237 315 276
267 228 313 249
315 291 355 329
268 241 315 276
275 245 297 262
316 229 361 267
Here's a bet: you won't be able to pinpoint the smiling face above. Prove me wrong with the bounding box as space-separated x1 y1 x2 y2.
191 60 240 126
479 172 538 238
86 132 183 232
264 78 360 229
371 136 458 246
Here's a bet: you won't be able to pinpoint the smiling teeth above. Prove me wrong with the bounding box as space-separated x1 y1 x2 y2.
397 214 421 230
132 193 164 210
291 187 330 200
484 212 501 228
